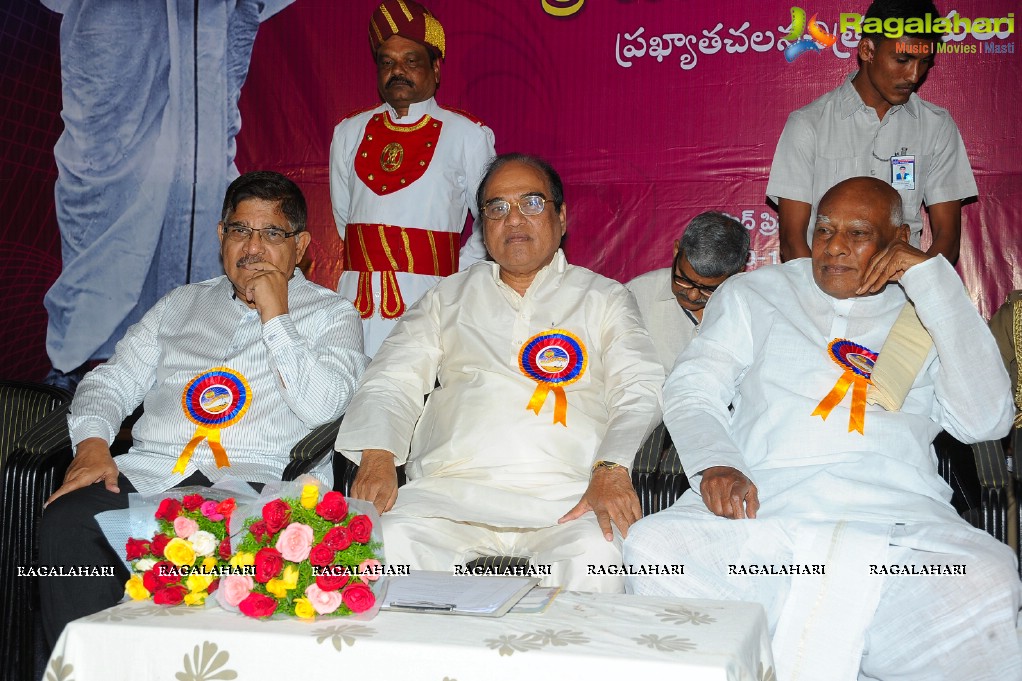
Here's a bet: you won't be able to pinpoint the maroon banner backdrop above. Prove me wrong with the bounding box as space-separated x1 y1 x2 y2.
236 0 1020 318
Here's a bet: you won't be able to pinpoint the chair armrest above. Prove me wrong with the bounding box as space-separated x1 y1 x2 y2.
283 416 344 482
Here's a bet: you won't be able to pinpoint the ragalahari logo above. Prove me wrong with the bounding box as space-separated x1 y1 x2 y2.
784 7 838 62
542 0 584 17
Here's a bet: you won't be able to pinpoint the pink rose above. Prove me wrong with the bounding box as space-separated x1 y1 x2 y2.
219 574 255 607
358 559 382 583
200 501 224 521
342 582 376 613
173 516 199 539
305 583 344 615
275 523 314 562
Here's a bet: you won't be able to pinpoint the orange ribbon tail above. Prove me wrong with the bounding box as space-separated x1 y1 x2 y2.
812 372 869 434
525 385 569 427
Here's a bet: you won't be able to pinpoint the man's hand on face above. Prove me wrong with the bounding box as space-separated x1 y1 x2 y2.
558 465 641 541
700 466 759 519
239 260 290 322
45 437 120 506
351 449 399 515
856 240 932 296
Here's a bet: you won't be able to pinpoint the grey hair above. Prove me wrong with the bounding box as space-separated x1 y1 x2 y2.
680 211 750 278
889 201 904 230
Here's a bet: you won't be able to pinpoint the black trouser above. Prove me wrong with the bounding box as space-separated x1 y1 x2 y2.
38 471 210 647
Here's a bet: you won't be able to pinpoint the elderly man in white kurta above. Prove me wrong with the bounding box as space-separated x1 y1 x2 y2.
329 0 495 357
624 177 1021 680
336 154 663 592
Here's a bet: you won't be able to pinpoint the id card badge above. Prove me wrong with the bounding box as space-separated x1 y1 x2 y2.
890 155 915 190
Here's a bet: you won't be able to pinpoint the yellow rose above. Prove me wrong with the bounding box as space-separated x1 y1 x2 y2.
230 551 255 568
294 597 316 620
300 484 319 509
266 578 289 599
184 592 207 606
186 572 214 594
164 538 196 567
202 556 218 573
280 565 299 589
125 575 150 601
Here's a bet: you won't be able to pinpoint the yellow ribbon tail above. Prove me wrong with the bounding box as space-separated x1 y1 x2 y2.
811 373 853 422
173 431 208 475
526 384 551 416
174 425 232 473
207 428 231 469
552 387 568 427
849 376 868 434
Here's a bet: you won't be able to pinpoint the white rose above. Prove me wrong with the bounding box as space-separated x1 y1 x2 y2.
134 558 157 572
190 531 217 557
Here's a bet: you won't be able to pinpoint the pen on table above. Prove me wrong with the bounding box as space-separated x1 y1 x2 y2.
388 601 456 612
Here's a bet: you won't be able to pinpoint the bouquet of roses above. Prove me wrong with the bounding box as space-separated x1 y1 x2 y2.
217 483 384 620
123 492 236 607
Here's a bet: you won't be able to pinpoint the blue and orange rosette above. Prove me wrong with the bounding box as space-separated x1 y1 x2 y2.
174 368 251 474
811 339 877 435
518 330 588 426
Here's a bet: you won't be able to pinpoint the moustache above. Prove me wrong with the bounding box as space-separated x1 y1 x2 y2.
236 255 264 268
386 76 414 89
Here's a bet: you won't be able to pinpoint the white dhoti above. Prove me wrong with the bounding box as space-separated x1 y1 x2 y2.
625 503 1022 681
382 505 624 593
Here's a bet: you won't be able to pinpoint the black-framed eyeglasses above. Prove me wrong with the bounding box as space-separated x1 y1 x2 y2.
482 194 549 220
222 223 299 246
672 250 719 297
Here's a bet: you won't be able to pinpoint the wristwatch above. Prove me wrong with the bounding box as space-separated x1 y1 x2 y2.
591 460 624 473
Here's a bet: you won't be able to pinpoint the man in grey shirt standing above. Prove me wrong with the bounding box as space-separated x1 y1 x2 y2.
767 0 976 263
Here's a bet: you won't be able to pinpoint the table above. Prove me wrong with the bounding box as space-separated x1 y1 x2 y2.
46 591 775 680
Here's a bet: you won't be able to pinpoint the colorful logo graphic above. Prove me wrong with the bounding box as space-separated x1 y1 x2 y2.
784 6 837 62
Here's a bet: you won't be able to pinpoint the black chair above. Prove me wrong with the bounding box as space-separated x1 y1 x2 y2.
0 381 73 681
0 390 345 681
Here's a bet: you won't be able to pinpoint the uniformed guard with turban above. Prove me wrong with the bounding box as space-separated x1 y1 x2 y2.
329 0 496 357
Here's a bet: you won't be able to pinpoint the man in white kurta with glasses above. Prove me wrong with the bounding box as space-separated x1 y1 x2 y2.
336 154 663 592
624 177 1020 679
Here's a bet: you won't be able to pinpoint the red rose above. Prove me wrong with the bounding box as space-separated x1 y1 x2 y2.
315 568 350 591
208 578 220 594
216 498 237 519
125 538 150 561
218 537 232 560
248 520 270 543
261 499 291 534
153 584 187 606
323 526 352 551
308 543 335 567
155 498 183 522
347 515 373 544
253 547 284 583
149 534 171 558
341 582 376 613
239 592 278 618
182 494 204 511
153 561 180 585
315 491 348 522
142 569 159 593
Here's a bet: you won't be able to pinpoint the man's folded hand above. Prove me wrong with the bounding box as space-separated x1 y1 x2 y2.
351 449 399 514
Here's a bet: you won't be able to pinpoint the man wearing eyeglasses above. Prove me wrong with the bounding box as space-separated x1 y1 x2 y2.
39 171 368 646
335 154 663 592
626 212 749 373
329 0 496 357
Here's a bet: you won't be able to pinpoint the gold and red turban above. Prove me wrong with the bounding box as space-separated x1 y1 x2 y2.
369 0 446 60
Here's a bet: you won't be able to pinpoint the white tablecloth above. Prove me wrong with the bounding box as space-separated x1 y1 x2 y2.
46 591 775 680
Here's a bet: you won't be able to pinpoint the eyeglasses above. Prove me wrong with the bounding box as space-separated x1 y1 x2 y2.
482 194 549 220
222 223 299 246
672 250 720 298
